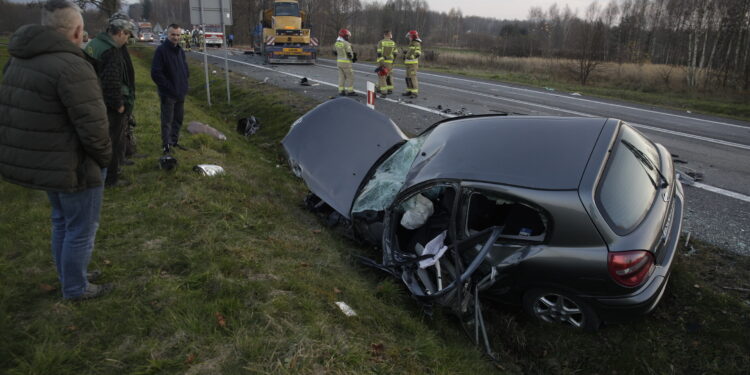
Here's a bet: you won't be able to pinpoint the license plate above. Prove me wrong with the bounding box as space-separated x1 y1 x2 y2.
283 48 303 53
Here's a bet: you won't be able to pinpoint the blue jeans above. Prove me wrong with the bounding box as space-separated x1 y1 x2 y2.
46 169 106 299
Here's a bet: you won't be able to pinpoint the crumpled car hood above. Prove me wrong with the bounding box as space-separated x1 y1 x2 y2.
282 98 407 218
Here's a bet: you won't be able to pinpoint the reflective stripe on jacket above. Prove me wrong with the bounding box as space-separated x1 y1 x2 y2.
334 40 353 63
376 39 397 63
405 40 421 64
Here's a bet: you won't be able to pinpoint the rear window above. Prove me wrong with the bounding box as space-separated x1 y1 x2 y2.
596 124 660 234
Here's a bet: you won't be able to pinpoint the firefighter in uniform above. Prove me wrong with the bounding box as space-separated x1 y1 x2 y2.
334 28 357 96
376 30 397 96
403 30 422 98
182 30 191 51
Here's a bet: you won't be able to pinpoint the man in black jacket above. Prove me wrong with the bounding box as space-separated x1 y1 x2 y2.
151 24 190 154
85 13 136 187
0 0 113 300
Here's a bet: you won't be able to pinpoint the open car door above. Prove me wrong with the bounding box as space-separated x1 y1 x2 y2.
282 98 408 218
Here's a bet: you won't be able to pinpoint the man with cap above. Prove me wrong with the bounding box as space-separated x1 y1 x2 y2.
84 13 136 188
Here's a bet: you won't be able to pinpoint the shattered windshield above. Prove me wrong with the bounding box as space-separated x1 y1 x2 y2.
352 135 428 213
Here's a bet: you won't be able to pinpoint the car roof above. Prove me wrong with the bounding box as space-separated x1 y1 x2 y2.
403 116 609 190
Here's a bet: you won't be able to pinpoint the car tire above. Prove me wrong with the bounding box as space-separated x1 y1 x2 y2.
522 288 601 331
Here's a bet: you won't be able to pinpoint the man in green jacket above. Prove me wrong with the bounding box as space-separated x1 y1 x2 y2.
85 13 136 188
402 30 422 98
376 30 397 96
0 0 113 300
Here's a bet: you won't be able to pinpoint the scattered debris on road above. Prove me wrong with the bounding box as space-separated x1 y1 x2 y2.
434 105 473 116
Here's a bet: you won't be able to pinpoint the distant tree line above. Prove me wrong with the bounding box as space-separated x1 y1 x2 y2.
2 0 748 91
227 0 750 91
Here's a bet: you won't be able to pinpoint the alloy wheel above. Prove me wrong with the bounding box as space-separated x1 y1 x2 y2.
531 292 586 328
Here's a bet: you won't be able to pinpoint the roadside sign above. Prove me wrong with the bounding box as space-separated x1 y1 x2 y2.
367 82 376 109
190 0 232 26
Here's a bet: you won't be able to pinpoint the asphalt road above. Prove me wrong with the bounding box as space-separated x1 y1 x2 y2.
188 47 750 255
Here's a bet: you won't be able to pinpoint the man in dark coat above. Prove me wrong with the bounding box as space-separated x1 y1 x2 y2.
0 0 113 300
151 23 190 154
85 13 136 187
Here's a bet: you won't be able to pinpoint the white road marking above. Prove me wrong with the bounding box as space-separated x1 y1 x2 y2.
320 58 750 131
323 62 750 151
195 51 452 118
195 51 749 203
689 182 750 204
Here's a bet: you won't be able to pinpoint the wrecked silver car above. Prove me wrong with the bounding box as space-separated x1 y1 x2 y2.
282 98 684 353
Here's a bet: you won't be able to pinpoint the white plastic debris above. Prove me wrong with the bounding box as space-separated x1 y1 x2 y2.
335 302 357 317
419 231 448 269
212 70 217 74
400 194 434 230
570 92 582 96
193 164 225 176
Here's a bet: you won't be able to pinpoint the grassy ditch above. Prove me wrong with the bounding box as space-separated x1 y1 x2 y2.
1 43 749 374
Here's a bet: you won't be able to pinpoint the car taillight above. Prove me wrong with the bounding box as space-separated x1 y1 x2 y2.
608 250 655 287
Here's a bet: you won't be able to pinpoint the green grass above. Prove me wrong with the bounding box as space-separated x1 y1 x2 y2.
1 44 749 374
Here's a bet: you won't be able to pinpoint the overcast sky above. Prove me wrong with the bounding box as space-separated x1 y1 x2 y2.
420 0 600 20
9 0 602 21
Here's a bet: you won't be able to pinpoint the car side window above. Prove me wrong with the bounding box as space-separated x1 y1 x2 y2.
463 190 548 243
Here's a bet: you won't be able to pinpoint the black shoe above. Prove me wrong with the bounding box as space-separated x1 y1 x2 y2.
172 143 188 151
387 90 393 94
347 91 358 97
87 269 102 282
339 92 347 96
378 93 388 98
69 283 113 301
402 92 412 96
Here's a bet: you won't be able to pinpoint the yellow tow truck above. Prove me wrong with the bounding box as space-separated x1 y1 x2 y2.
257 0 317 64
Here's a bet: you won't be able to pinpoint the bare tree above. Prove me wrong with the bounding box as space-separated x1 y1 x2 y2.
570 1 607 85
74 0 121 17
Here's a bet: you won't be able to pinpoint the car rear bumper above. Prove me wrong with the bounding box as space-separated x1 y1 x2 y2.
591 182 683 322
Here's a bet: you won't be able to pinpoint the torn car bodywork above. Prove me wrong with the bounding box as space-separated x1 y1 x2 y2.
282 98 684 358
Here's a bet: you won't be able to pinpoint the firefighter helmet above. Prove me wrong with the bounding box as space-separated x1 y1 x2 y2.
406 30 419 40
338 29 351 39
